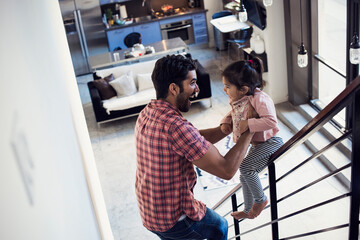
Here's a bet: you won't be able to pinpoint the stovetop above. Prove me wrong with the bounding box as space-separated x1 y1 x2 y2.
152 7 187 19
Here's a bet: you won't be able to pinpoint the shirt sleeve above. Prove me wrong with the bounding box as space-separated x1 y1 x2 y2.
171 121 210 162
248 92 278 132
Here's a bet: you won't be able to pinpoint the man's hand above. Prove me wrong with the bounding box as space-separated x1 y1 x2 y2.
220 123 232 135
239 120 248 134
247 104 259 119
239 104 258 134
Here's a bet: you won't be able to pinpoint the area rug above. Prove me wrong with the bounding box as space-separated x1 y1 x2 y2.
195 134 241 191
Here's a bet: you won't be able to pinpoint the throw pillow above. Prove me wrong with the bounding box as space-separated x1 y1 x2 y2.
93 73 114 82
93 74 116 100
109 71 137 97
137 73 153 91
103 73 115 82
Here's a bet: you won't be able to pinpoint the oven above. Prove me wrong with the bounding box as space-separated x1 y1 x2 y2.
160 19 195 45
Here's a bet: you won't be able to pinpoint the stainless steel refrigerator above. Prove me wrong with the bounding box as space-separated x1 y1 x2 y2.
59 0 109 76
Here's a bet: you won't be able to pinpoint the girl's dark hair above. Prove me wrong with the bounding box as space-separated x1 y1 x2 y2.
152 54 196 99
221 57 265 95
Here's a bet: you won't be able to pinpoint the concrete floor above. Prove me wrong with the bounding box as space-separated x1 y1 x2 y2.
77 46 350 240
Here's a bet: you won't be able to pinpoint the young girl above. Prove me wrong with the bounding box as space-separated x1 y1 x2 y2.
220 58 283 219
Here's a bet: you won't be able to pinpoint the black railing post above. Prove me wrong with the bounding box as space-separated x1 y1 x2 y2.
349 88 360 240
268 162 279 240
231 194 241 240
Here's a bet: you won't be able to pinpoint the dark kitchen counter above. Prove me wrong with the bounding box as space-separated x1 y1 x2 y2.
104 8 208 32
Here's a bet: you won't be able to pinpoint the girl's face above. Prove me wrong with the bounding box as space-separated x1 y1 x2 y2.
222 77 248 101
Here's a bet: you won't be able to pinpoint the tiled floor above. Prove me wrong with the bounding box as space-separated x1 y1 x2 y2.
77 46 350 240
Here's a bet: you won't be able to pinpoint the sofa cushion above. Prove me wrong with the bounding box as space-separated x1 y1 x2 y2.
109 71 137 97
102 88 156 114
137 73 154 91
93 74 116 100
94 59 157 88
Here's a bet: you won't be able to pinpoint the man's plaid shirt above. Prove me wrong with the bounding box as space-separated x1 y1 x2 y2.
135 100 210 232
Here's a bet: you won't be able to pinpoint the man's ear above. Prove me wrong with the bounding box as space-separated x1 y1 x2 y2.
169 83 180 96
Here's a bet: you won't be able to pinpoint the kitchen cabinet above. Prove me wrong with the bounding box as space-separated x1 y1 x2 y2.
106 10 209 51
106 26 134 51
100 0 128 5
158 15 193 25
133 22 161 45
192 12 208 44
158 12 208 45
106 22 161 51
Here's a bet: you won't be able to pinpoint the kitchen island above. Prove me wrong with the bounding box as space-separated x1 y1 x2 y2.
89 37 189 71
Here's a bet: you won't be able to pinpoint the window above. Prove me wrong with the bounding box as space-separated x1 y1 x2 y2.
312 0 347 129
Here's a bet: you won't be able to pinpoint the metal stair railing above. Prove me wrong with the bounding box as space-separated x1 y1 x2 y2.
212 75 360 240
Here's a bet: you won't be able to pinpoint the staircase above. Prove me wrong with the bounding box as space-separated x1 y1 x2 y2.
212 76 360 240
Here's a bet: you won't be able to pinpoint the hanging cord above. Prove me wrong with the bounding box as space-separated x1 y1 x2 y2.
355 2 358 36
300 0 303 45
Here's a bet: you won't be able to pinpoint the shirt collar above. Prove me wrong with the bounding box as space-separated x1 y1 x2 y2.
147 99 183 116
230 95 250 107
229 88 261 107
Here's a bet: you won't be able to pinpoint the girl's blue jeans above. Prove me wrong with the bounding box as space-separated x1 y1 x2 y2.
151 207 228 240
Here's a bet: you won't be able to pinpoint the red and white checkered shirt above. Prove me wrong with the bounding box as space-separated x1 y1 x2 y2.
135 99 210 232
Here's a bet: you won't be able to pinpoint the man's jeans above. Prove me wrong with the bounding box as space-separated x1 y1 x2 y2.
151 207 228 240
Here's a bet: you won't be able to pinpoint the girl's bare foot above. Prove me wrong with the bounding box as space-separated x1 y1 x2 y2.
249 199 268 218
231 211 255 220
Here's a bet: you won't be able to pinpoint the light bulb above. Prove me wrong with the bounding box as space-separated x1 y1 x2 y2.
238 10 248 22
350 48 360 64
298 44 308 68
263 0 273 7
350 34 360 65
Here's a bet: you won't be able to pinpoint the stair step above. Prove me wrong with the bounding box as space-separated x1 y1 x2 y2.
276 102 351 189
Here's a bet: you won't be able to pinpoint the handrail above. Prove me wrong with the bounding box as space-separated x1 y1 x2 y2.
211 75 360 240
269 75 360 163
213 76 360 211
213 183 241 210
230 193 350 239
212 128 353 211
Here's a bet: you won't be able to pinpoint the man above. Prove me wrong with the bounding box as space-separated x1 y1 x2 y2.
135 55 254 240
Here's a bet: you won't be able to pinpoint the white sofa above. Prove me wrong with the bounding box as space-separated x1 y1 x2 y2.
95 60 157 114
87 57 212 125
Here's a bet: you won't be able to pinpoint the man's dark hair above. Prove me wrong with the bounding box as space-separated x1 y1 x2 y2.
152 54 196 99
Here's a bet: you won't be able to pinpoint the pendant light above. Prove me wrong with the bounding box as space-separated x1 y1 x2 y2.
263 0 273 7
350 2 360 65
238 0 248 22
297 0 308 68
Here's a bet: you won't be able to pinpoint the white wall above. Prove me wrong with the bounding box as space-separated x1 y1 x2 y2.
239 0 288 103
204 0 223 47
204 0 288 103
0 1 112 239
260 0 288 103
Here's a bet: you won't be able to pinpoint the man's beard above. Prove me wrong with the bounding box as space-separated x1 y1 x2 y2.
176 92 192 112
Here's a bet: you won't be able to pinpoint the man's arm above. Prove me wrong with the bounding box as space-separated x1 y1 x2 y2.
199 126 227 144
193 130 254 180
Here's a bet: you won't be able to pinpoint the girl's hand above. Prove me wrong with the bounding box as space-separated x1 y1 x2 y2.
220 123 232 135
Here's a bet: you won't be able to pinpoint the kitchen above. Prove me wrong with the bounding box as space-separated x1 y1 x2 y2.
59 0 209 76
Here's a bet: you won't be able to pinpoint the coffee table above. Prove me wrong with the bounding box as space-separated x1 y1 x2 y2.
89 37 189 71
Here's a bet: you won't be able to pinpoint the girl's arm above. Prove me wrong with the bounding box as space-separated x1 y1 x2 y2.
247 93 278 132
